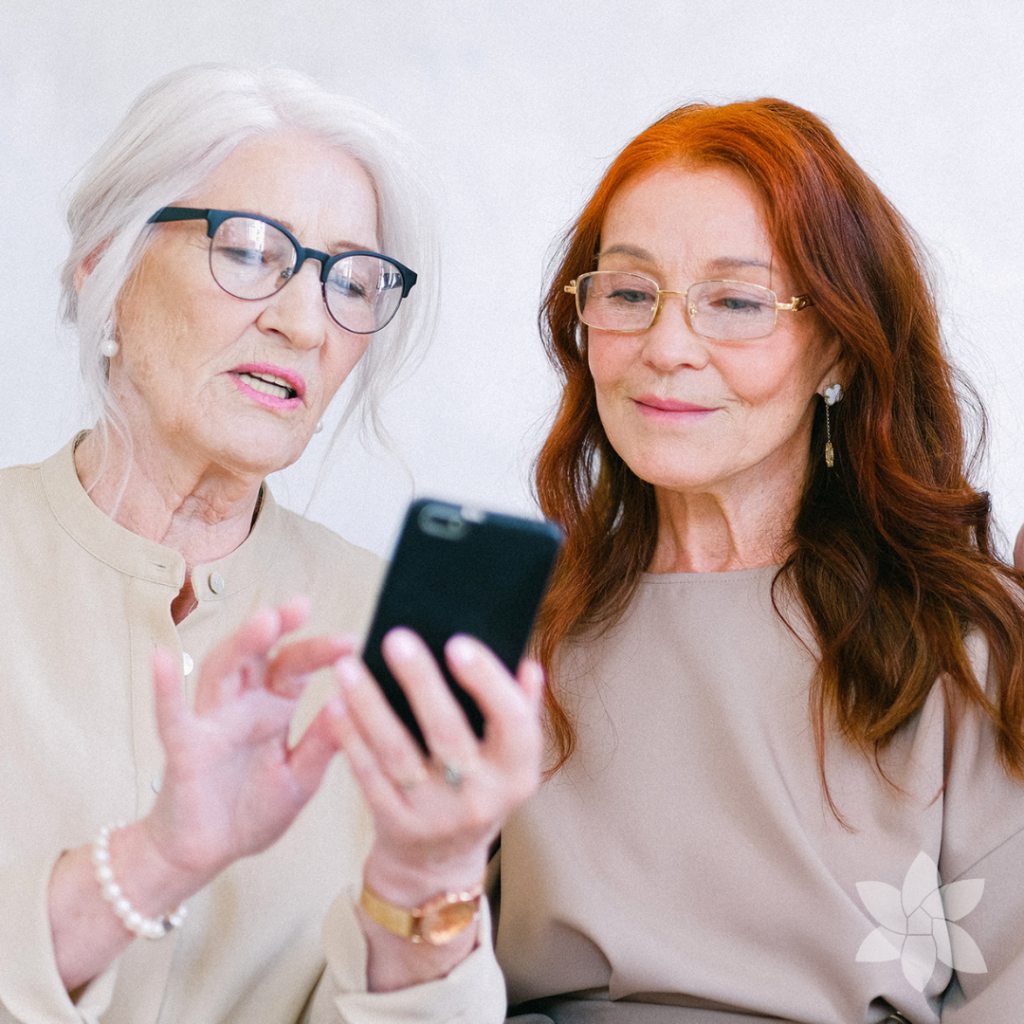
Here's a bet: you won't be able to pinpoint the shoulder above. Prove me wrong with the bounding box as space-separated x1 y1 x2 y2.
0 439 88 523
0 459 44 503
940 631 1024 860
0 459 42 479
0 457 53 541
274 504 385 582
267 504 387 636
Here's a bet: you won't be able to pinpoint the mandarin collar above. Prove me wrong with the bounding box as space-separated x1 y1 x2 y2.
41 435 284 597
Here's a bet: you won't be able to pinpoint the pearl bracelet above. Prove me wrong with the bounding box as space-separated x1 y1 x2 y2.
91 823 188 940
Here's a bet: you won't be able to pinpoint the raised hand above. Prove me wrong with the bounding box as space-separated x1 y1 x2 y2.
322 628 544 990
50 597 357 990
142 596 355 883
331 628 544 900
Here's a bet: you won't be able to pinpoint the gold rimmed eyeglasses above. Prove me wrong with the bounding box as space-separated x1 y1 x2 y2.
565 271 812 340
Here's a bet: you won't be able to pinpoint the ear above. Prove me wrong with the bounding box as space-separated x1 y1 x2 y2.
73 243 108 294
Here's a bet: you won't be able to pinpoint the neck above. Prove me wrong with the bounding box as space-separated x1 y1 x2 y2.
74 425 264 573
649 469 803 575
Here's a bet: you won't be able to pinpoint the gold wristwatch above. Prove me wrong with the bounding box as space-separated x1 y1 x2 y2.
359 881 483 945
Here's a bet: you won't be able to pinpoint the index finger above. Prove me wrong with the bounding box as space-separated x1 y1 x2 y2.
266 634 359 698
193 599 310 713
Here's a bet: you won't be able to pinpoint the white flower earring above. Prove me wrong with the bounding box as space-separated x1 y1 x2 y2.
823 382 843 469
100 322 119 359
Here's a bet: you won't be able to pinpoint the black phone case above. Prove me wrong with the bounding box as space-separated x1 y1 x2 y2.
361 499 562 752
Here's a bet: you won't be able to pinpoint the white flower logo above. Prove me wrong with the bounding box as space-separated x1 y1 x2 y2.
856 851 987 992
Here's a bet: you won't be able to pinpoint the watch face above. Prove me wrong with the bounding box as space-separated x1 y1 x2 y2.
421 897 479 944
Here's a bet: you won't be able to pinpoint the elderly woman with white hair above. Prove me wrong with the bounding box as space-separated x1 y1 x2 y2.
0 65 542 1023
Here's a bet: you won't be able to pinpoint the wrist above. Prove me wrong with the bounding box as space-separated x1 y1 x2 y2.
109 819 210 915
359 880 482 946
363 842 488 908
93 824 188 939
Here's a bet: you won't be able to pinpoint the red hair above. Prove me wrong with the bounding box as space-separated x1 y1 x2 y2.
535 99 1024 790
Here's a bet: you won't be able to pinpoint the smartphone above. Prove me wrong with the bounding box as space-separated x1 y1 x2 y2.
361 498 563 751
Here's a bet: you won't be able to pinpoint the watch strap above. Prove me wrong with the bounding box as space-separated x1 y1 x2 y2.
359 881 483 945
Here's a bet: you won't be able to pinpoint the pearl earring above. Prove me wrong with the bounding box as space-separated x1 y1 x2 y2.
823 382 843 469
314 420 324 434
100 324 119 359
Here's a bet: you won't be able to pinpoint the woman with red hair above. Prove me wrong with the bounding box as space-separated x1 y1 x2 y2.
495 100 1024 1023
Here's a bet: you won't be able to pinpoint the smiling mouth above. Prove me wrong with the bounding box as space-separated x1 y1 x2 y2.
235 371 298 401
636 396 716 414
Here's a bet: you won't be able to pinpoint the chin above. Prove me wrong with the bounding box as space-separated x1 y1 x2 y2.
215 427 309 478
632 461 724 493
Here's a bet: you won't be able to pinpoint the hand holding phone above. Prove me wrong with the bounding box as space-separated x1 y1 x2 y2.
361 499 562 751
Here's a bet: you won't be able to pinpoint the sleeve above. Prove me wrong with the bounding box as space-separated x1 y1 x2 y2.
303 887 507 1024
0 853 119 1024
937 821 1024 1020
938 635 1024 1020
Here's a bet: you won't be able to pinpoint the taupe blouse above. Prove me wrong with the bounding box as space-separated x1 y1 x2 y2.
497 569 1024 1023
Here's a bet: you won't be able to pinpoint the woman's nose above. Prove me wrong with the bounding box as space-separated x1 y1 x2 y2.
641 294 711 370
257 260 330 349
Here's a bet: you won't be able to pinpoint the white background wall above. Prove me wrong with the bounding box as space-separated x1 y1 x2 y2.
2 1 1022 558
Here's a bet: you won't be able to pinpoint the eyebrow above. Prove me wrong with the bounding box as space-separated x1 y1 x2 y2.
234 210 376 254
597 246 772 275
597 244 655 262
327 239 378 254
234 209 299 235
705 256 772 274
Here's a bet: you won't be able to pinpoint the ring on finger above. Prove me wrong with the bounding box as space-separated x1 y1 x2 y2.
437 758 476 791
444 762 464 791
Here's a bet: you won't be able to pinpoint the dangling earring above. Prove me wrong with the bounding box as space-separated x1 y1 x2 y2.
100 322 119 359
314 420 324 434
823 382 843 469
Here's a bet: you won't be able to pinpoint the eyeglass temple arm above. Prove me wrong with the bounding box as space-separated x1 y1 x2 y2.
147 208 211 225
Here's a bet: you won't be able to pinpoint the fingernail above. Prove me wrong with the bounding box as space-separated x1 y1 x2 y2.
446 634 477 665
384 628 418 661
335 655 363 689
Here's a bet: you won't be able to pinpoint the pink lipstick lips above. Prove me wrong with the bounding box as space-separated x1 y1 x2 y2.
634 394 717 420
230 363 306 410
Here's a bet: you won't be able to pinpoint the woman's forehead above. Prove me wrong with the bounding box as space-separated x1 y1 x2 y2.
604 164 766 239
191 132 380 251
598 165 785 284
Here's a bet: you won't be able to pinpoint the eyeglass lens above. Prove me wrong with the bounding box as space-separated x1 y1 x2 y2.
209 216 406 334
577 272 780 340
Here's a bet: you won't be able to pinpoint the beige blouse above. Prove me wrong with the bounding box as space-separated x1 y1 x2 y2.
0 439 505 1024
496 568 1024 1023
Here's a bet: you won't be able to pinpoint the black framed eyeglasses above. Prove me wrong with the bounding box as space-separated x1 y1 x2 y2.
148 207 418 334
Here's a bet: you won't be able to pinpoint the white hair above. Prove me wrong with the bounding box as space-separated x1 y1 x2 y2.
61 63 439 447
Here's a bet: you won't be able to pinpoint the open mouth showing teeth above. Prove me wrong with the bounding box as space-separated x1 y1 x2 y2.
237 372 298 400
